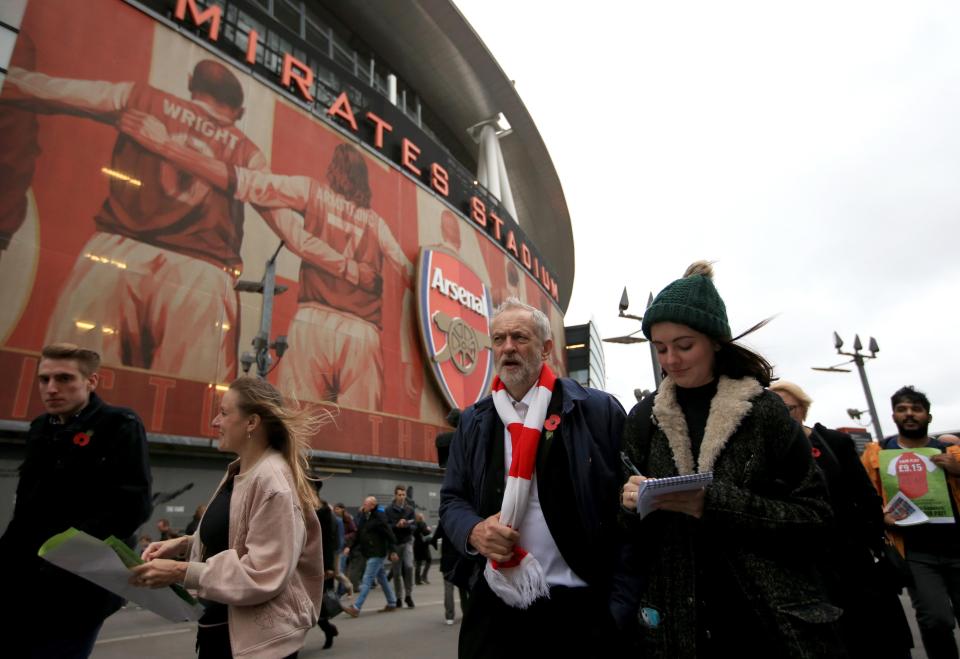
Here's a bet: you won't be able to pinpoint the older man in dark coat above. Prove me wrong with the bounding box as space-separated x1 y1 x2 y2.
440 298 625 659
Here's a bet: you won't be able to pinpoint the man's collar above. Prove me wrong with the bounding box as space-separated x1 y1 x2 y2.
895 434 934 449
48 392 102 425
510 385 538 407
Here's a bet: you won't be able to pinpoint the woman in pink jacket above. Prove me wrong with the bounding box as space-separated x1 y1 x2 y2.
131 377 325 658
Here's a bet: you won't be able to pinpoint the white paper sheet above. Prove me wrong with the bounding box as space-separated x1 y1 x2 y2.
885 491 931 527
39 529 204 622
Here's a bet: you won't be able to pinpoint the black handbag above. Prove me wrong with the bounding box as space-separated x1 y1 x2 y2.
877 541 914 592
321 589 343 619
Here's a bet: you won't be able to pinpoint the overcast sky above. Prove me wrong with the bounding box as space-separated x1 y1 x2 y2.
454 0 960 435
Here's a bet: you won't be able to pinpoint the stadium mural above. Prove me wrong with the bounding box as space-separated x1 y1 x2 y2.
0 0 566 461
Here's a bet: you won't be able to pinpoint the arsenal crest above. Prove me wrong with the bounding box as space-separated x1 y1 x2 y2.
416 247 494 410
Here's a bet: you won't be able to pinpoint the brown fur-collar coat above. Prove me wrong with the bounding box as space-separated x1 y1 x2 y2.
615 376 843 658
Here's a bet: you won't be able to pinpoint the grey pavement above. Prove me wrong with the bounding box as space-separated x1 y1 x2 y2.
88 584 956 658
92 580 460 658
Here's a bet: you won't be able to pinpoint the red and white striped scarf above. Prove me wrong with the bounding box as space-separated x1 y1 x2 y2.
485 363 556 608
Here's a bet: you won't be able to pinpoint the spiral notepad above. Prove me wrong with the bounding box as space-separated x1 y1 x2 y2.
636 472 714 519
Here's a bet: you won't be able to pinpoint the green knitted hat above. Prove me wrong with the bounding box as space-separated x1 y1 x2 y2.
642 261 731 340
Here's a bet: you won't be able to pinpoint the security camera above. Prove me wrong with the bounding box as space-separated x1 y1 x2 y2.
240 352 255 374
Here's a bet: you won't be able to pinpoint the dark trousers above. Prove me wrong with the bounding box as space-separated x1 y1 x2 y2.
22 621 103 659
416 556 432 582
907 550 960 659
196 625 298 659
459 578 614 659
392 539 414 601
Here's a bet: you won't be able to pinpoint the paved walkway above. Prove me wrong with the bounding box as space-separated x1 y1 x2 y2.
92 580 460 658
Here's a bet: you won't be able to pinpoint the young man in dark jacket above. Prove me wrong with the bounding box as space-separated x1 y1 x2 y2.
386 484 417 606
343 496 400 617
0 343 152 658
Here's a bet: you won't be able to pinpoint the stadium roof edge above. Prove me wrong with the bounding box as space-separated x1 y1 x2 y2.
322 0 575 310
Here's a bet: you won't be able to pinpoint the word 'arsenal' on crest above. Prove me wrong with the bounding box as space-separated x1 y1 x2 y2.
431 267 487 316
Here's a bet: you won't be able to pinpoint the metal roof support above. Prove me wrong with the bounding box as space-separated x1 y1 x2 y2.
473 118 518 224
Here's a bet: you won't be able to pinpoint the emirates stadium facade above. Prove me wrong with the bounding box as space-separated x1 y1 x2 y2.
0 0 574 529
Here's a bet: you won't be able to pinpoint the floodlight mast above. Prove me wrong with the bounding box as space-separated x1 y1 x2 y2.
816 332 884 440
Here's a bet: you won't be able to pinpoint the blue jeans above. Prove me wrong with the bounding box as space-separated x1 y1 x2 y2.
354 556 396 610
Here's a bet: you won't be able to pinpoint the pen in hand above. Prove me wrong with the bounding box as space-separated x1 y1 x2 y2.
620 451 642 476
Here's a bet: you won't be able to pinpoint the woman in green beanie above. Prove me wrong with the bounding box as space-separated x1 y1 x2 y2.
610 261 843 658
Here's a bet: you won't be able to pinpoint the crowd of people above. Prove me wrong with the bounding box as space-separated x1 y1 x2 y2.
3 261 960 658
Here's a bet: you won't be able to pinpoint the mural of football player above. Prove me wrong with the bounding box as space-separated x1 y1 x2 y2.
0 33 41 341
0 34 39 261
3 59 351 382
118 110 418 409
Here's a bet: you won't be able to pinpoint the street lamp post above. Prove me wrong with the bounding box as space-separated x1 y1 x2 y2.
602 287 662 388
235 241 289 379
813 332 884 440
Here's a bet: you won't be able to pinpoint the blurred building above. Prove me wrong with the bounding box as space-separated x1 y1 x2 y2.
564 321 606 390
0 0 573 532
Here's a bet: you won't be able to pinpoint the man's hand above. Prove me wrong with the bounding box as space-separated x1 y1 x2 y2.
397 519 409 528
119 109 171 152
655 488 706 519
129 559 187 589
468 514 519 562
932 452 960 475
884 509 909 526
342 546 350 556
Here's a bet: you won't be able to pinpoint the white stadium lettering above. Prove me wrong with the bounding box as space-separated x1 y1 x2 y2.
430 266 485 316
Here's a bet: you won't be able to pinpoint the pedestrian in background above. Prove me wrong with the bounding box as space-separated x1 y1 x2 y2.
343 496 400 617
771 380 913 658
861 386 960 659
316 491 340 650
333 502 356 597
614 261 842 658
131 377 325 658
413 512 433 585
436 407 468 626
386 485 417 607
156 518 180 540
1 343 152 658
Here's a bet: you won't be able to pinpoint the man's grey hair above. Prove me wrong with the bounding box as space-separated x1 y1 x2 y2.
493 297 553 343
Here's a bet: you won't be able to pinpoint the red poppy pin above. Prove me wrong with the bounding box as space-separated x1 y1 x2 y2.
73 431 93 447
811 447 821 458
544 415 561 431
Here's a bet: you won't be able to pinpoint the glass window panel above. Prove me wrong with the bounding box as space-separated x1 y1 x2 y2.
274 0 302 36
